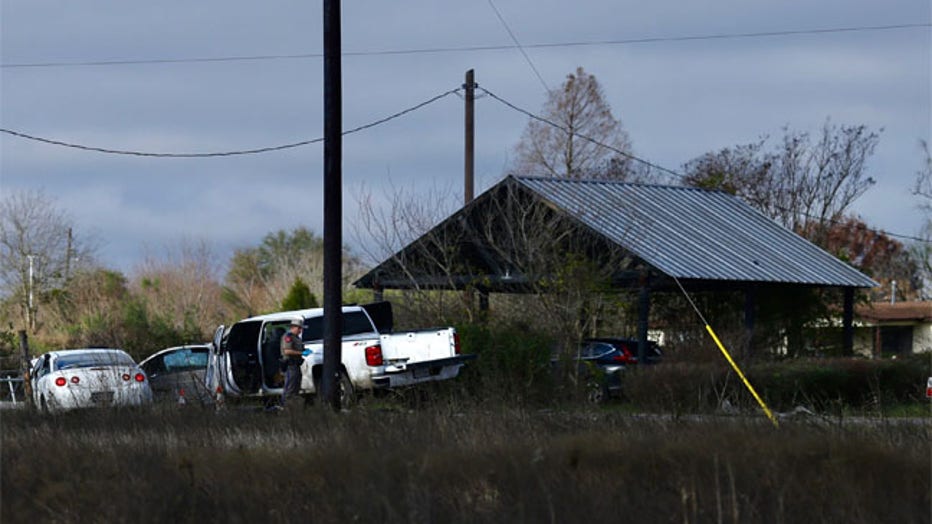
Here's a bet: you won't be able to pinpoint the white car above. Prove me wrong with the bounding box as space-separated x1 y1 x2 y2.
30 349 153 412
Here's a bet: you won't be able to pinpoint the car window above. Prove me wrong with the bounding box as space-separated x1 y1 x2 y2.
303 311 375 341
582 343 613 358
162 348 208 372
262 322 290 354
35 355 51 379
55 351 136 370
141 355 167 375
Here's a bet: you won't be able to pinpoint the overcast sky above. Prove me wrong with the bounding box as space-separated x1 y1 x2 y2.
1 1 929 275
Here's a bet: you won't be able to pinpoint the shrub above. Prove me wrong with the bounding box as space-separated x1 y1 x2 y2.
624 354 931 414
455 322 556 404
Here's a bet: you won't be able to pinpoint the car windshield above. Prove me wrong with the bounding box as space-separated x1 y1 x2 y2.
162 348 208 372
55 351 136 370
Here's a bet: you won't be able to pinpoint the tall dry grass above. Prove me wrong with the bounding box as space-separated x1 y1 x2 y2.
2 402 929 523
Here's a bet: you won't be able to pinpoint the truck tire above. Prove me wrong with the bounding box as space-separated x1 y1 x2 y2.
337 371 355 409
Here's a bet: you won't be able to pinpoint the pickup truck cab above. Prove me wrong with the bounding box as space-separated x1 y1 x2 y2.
206 301 473 404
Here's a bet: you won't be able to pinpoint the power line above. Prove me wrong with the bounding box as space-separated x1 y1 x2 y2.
478 86 931 245
3 22 928 69
1 81 926 244
479 86 682 179
486 0 549 92
0 88 461 157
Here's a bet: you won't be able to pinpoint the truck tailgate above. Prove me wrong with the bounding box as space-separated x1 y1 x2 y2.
379 328 457 364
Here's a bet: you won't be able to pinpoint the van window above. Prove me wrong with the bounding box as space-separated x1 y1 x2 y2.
303 311 375 341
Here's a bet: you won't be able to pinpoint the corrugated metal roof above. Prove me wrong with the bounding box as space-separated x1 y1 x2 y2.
515 176 877 287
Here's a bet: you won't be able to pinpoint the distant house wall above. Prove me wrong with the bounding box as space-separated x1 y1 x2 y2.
915 322 932 354
853 301 932 357
852 329 875 358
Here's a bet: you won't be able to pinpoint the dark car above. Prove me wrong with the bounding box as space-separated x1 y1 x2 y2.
558 338 663 403
583 337 663 366
138 344 211 404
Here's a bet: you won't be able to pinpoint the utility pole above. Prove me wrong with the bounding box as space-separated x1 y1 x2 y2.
463 70 487 318
65 227 73 282
27 254 35 332
464 69 475 205
322 0 344 411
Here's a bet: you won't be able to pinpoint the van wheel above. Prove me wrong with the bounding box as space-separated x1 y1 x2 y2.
337 371 355 409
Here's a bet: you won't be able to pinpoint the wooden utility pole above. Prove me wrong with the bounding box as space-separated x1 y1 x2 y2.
464 69 475 205
322 0 344 411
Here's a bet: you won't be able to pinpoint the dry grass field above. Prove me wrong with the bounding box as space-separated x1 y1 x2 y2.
2 400 929 524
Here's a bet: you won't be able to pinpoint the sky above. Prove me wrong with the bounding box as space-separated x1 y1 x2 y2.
1 1 929 275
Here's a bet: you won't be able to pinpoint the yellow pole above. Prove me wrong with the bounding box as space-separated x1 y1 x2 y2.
705 324 779 428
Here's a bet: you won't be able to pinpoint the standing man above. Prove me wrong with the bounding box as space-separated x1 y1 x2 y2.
280 316 305 409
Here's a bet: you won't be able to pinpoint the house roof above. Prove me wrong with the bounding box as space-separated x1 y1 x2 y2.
355 175 877 291
856 301 932 322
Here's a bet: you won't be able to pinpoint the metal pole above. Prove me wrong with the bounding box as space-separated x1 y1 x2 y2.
322 0 344 411
27 254 34 331
19 330 31 404
464 69 475 205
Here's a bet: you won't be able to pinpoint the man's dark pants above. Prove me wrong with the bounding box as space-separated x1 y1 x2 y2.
281 361 302 407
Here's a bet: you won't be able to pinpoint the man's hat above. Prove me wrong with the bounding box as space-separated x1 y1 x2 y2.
290 317 304 328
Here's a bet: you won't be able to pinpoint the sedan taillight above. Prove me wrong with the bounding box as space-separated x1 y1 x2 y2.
122 373 131 381
134 373 146 382
70 376 80 384
55 377 66 387
365 345 383 366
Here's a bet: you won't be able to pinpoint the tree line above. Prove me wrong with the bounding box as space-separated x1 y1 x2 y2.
1 66 929 362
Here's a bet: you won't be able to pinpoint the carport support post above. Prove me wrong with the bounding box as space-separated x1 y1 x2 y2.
637 274 651 364
744 286 756 358
842 287 854 356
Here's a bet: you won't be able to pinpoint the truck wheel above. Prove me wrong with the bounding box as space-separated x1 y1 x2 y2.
337 371 355 409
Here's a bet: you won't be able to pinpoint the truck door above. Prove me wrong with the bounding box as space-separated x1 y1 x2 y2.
259 320 290 390
224 320 263 396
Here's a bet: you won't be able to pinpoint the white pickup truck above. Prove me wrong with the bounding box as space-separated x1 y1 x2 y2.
205 301 473 404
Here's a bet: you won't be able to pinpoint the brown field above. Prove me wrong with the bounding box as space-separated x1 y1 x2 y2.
1 400 929 524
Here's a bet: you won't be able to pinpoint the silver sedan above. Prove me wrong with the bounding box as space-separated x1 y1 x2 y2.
30 349 153 412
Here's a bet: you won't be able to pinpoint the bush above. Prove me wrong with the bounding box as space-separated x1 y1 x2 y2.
624 354 931 414
455 322 556 404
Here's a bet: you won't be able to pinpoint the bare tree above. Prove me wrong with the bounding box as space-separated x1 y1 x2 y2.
0 189 93 331
910 141 932 298
350 181 471 323
914 140 932 210
684 120 880 245
512 67 635 180
133 238 226 340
